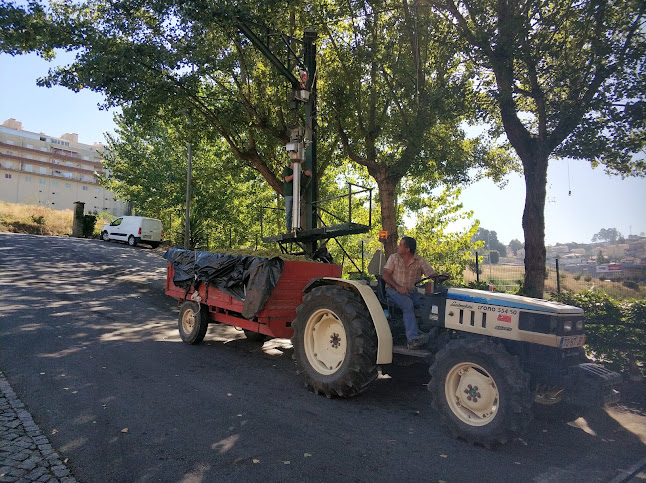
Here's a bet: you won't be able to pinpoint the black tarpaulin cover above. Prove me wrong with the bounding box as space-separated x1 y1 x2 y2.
163 247 284 319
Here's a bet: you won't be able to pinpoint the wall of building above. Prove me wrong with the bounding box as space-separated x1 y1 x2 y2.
0 119 129 216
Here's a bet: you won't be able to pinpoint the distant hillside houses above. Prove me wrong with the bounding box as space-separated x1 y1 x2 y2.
536 237 646 279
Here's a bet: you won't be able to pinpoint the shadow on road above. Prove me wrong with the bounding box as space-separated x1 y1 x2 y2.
0 233 644 482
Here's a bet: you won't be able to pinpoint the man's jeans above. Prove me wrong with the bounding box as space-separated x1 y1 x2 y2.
386 287 423 340
285 195 294 231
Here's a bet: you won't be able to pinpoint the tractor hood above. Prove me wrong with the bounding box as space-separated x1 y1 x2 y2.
446 288 584 315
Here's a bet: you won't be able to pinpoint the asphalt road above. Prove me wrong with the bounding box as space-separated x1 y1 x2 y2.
0 233 644 482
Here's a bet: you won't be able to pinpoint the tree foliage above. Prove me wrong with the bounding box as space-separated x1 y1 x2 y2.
472 227 507 256
592 227 622 244
0 0 65 59
428 0 646 297
508 238 523 256
554 291 645 376
313 1 513 257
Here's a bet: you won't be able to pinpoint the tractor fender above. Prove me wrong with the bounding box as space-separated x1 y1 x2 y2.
303 277 393 364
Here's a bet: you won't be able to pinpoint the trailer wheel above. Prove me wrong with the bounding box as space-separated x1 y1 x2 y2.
429 338 533 447
178 301 209 344
292 285 378 398
243 330 267 343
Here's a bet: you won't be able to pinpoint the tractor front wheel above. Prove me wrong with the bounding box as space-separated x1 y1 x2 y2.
292 285 378 398
429 338 533 447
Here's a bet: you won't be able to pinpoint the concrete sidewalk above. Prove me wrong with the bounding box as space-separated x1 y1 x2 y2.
0 371 75 483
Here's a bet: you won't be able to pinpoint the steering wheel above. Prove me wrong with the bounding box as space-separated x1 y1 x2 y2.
414 273 450 288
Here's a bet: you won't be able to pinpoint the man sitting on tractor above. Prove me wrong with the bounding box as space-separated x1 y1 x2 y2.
382 236 436 350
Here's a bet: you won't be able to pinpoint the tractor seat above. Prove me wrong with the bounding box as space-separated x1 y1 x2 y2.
376 277 388 305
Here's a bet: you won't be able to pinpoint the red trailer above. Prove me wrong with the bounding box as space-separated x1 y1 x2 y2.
165 257 342 340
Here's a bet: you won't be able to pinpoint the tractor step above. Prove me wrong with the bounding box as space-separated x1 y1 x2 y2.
393 345 433 358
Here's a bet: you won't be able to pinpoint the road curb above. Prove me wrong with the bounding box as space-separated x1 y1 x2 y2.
0 370 76 482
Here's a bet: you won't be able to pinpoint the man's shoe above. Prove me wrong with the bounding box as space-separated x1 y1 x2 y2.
407 333 428 350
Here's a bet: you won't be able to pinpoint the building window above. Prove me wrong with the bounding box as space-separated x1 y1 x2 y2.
65 183 71 188
82 186 88 191
52 181 58 186
39 179 46 184
6 150 13 155
4 174 11 179
39 167 47 174
25 176 32 182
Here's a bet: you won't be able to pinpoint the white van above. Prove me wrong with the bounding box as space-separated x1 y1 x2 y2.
101 216 163 248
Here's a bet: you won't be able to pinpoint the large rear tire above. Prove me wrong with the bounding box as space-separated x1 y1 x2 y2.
178 301 209 344
429 338 533 447
292 285 378 398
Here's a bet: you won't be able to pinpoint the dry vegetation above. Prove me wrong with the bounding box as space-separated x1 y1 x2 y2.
464 263 645 300
0 201 74 236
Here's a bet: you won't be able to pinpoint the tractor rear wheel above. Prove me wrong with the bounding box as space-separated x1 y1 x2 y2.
178 301 209 345
429 338 533 447
292 285 378 398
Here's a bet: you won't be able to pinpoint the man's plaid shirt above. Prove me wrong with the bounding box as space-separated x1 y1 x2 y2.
384 253 434 291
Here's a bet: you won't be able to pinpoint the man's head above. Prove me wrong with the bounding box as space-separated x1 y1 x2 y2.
397 236 417 255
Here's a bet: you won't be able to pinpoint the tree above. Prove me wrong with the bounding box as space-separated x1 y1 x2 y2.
17 0 509 254
313 2 512 257
592 227 622 244
596 250 607 265
428 0 646 297
101 110 279 249
472 227 507 256
489 250 500 264
508 238 523 256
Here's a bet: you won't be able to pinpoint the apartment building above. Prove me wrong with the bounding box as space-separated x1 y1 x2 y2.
0 118 129 216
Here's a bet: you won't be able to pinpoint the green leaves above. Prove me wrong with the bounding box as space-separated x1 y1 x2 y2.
553 291 645 375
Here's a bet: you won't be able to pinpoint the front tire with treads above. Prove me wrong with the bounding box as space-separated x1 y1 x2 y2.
429 338 533 447
292 285 378 398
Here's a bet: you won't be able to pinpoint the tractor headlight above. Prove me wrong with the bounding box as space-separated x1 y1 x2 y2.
576 320 584 331
563 321 573 333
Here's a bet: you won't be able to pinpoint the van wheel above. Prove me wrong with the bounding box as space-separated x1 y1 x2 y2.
128 235 137 247
292 285 378 398
178 301 209 344
102 231 109 241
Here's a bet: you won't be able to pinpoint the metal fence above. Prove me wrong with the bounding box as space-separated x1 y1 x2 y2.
466 252 646 301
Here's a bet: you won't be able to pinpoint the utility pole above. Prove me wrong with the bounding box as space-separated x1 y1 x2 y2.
184 111 192 250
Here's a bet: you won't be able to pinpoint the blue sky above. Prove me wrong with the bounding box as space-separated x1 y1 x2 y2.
2 51 645 246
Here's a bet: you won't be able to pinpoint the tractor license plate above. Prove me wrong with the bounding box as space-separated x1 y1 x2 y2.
559 334 586 348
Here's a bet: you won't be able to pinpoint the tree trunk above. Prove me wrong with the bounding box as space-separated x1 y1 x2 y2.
521 152 549 298
371 167 399 258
